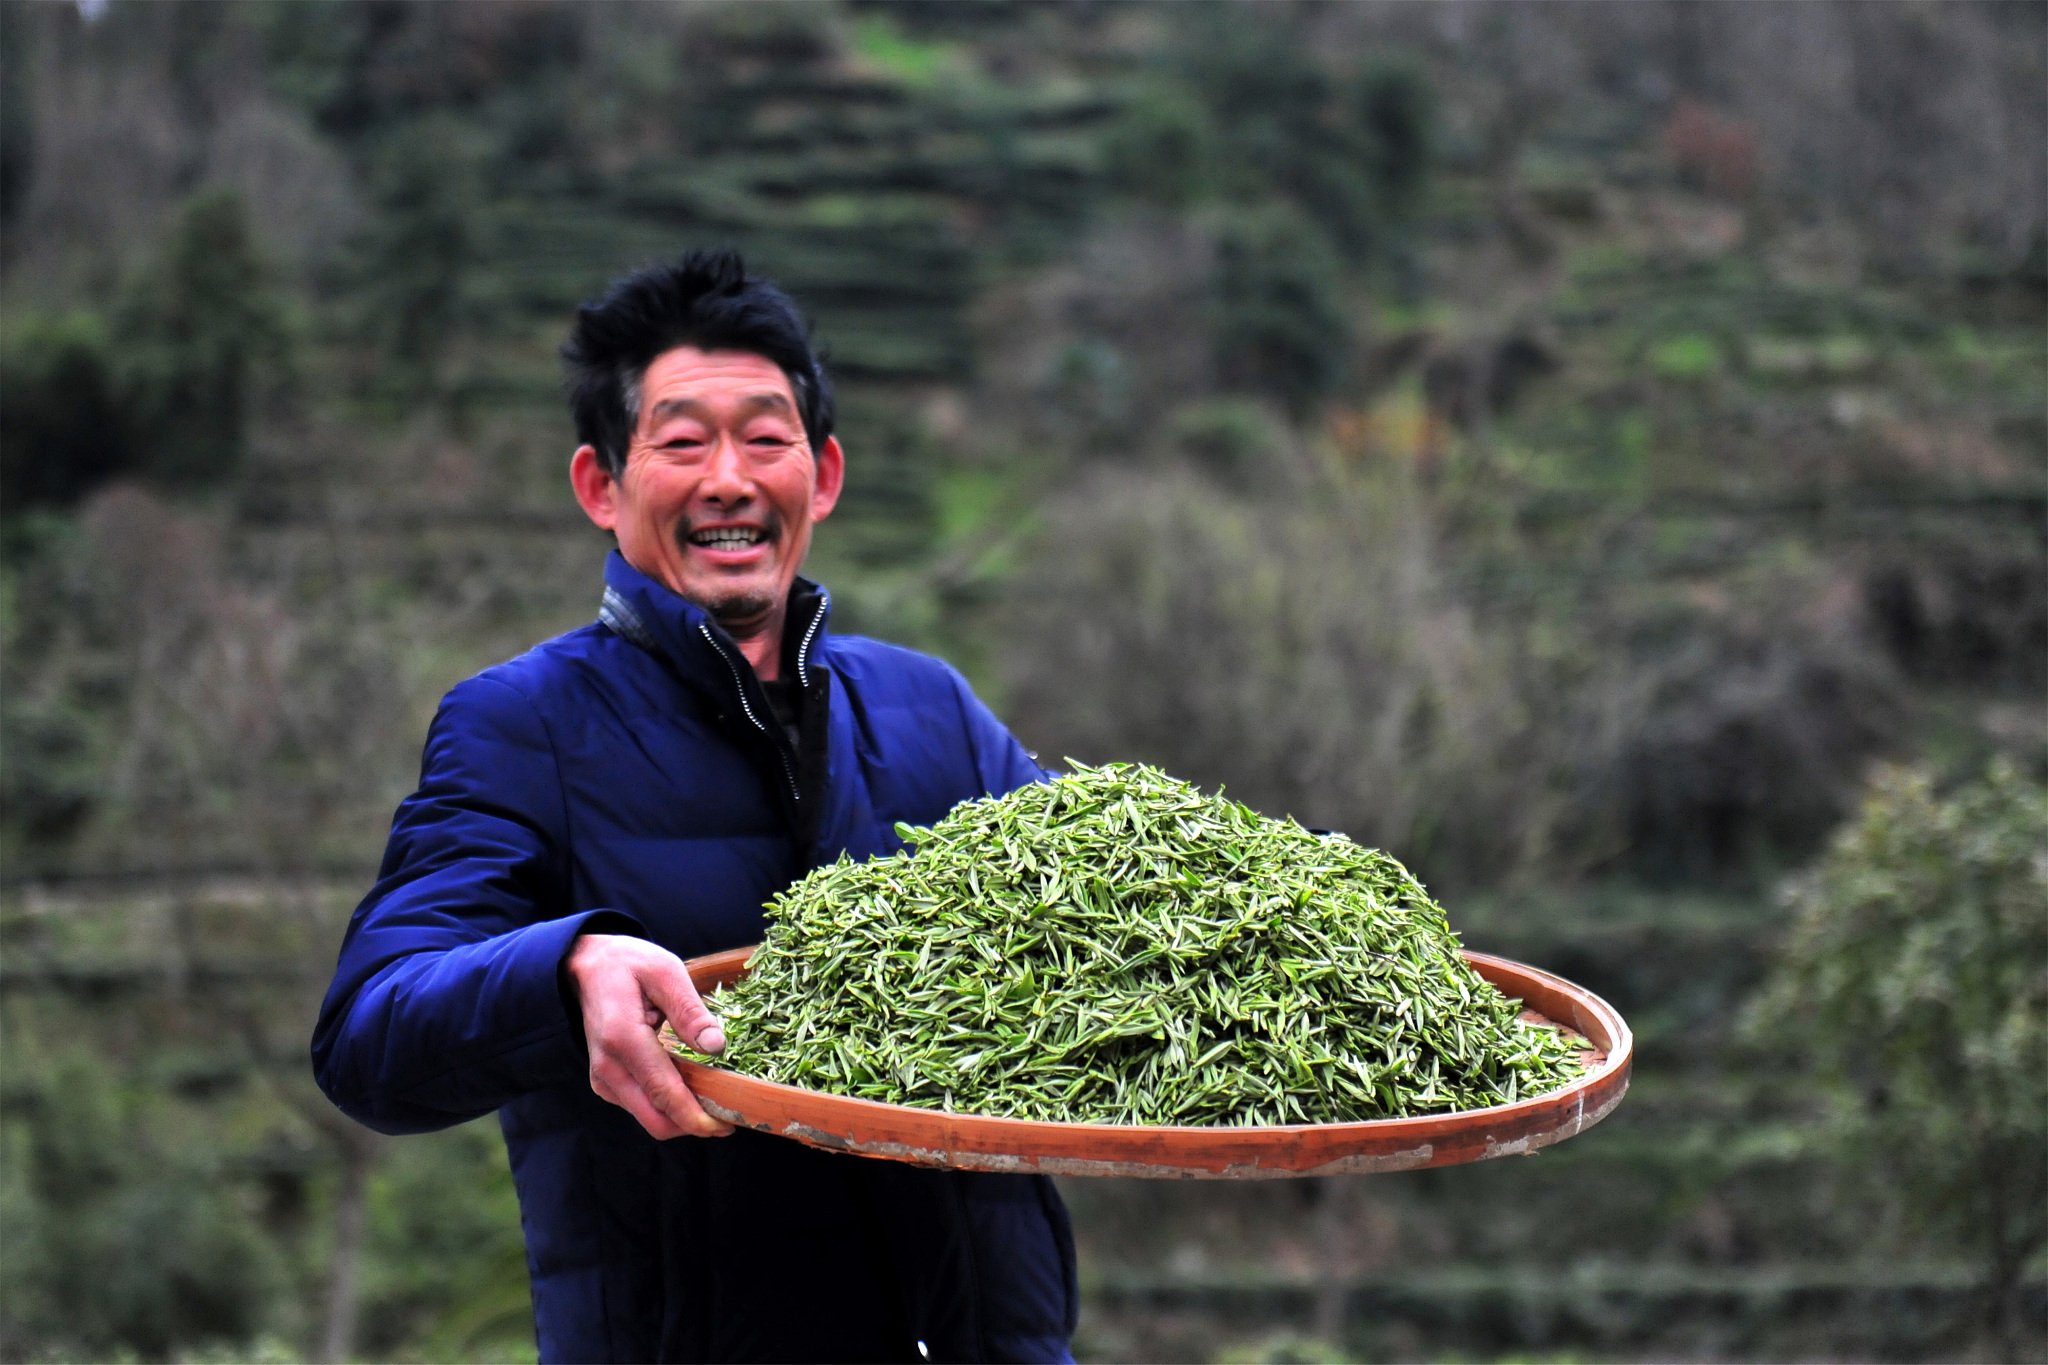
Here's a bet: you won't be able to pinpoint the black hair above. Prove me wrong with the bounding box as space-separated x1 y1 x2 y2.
560 249 835 476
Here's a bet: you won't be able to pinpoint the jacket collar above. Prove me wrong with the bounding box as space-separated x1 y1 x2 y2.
597 549 832 688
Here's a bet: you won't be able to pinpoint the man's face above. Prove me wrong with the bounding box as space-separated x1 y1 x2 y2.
572 347 843 645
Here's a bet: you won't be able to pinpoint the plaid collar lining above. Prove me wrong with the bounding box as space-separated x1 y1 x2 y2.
597 584 658 652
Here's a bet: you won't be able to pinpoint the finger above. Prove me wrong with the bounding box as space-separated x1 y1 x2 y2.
615 1026 733 1139
589 1059 686 1141
641 960 726 1054
672 1090 735 1139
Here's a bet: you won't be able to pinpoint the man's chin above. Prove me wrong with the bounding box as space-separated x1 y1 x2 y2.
704 590 778 628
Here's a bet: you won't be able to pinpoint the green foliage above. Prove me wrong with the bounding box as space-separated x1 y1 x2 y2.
1575 585 1905 887
1351 61 1436 218
1 485 418 875
0 1047 284 1360
1039 338 1132 454
1215 1333 1351 1364
1103 80 1218 209
1169 398 1291 486
0 1000 530 1364
1646 332 1723 381
0 516 118 867
0 309 135 510
115 188 294 490
348 116 493 401
850 12 960 90
1752 761 2048 1348
827 393 945 567
2 3 2042 1360
997 461 1565 892
1 187 294 508
358 1124 531 1362
1166 13 1436 259
1211 205 1354 419
0 638 107 864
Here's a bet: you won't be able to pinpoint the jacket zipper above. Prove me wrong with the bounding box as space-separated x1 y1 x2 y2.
793 588 828 689
699 623 801 807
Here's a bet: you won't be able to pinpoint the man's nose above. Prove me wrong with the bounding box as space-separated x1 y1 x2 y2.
698 433 752 502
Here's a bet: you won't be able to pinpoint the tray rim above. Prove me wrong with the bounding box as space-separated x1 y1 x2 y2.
670 945 1633 1178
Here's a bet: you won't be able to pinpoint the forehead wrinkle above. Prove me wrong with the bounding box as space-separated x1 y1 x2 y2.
646 391 797 427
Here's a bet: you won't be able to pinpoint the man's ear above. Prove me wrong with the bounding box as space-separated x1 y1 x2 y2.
810 436 845 523
570 445 617 531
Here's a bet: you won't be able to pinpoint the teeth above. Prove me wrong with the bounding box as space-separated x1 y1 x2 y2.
692 528 764 548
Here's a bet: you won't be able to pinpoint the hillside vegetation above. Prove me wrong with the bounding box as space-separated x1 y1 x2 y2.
1 2 2042 1361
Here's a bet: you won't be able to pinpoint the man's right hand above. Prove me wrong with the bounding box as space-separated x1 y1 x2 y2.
565 933 735 1140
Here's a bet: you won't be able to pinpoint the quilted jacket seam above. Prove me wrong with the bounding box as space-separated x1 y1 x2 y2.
471 673 577 890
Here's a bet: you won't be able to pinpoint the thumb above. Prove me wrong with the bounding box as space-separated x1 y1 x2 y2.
644 958 726 1054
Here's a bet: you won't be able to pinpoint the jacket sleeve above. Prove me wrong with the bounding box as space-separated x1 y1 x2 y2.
311 673 635 1135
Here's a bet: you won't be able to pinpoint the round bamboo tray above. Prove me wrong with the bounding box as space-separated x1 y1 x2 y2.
670 945 1631 1178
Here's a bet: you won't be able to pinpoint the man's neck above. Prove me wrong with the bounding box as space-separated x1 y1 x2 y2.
708 608 783 680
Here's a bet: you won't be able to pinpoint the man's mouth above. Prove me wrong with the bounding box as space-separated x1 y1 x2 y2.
687 526 768 550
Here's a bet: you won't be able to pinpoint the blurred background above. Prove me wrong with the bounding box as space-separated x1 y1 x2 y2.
1 1 2043 1361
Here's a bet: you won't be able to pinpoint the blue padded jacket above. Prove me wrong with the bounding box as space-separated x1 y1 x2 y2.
312 551 1077 1363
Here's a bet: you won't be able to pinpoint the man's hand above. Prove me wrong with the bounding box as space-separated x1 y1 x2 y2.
565 933 734 1140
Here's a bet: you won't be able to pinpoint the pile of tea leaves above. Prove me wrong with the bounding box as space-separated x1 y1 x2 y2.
691 762 1584 1125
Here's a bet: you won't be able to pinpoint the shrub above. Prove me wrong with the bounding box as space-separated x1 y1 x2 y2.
994 457 1560 892
1211 205 1354 420
0 309 136 510
116 187 293 489
1752 761 2048 1356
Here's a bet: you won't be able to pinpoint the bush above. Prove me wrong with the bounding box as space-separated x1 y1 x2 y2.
0 309 136 510
116 187 293 490
1 189 293 509
1578 605 1905 884
0 1049 283 1360
0 485 409 874
1167 398 1291 486
1211 205 1354 419
1102 80 1217 209
994 457 1561 891
1751 761 2048 1356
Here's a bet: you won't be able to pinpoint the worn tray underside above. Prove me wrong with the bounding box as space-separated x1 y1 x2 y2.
671 946 1632 1178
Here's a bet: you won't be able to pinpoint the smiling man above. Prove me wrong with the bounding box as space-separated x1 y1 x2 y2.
571 345 841 668
312 252 1077 1363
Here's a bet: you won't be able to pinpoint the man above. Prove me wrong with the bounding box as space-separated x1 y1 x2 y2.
312 251 1078 1363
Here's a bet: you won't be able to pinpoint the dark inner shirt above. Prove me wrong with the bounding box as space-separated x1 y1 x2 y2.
761 677 803 756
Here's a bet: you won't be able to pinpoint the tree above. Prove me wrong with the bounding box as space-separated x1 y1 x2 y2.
1753 761 2047 1357
1210 204 1353 421
1165 10 1437 262
346 113 490 404
116 186 292 489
